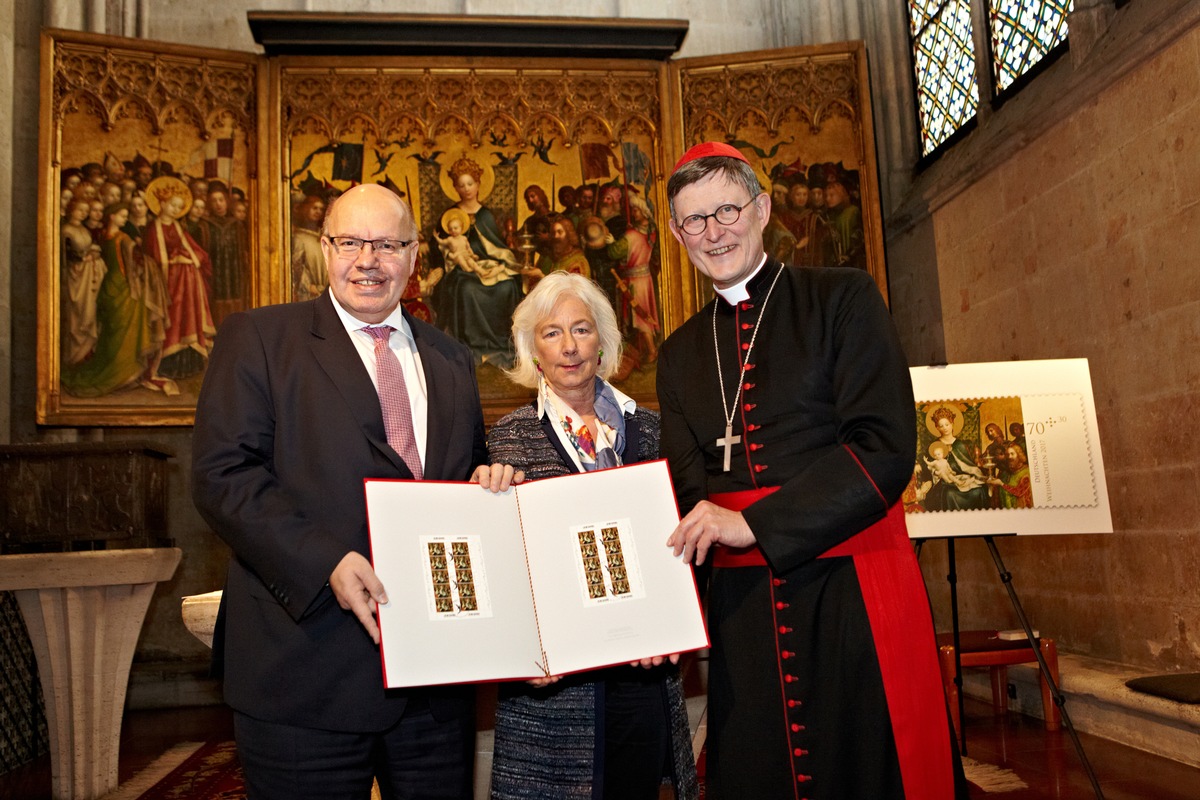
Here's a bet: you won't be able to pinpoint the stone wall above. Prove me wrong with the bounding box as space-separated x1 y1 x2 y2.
904 7 1200 673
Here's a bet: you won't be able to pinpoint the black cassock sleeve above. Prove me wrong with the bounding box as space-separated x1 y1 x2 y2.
743 272 915 572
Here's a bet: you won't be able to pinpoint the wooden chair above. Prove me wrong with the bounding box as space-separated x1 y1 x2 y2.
936 629 1061 739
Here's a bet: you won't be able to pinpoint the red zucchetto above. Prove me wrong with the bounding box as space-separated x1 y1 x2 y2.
672 141 751 173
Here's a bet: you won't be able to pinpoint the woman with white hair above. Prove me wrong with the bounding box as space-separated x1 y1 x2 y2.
486 271 697 800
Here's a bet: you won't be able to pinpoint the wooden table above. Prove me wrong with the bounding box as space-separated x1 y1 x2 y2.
0 548 181 799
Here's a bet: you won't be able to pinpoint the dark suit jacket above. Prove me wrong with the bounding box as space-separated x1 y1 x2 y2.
192 291 487 732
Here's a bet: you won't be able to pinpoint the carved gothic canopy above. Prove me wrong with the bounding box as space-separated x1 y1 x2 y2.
37 17 885 425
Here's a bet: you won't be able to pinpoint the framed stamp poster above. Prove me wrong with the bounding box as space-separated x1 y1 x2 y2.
904 358 1113 538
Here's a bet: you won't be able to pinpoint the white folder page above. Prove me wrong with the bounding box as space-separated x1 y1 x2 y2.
367 479 544 687
514 460 709 676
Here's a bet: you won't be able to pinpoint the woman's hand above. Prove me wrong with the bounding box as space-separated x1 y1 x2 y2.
526 674 562 688
630 653 681 669
471 463 525 492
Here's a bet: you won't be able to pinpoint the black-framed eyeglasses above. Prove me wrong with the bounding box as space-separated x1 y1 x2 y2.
675 197 758 236
324 236 414 258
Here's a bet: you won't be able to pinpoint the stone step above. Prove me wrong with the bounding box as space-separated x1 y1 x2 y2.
958 652 1200 768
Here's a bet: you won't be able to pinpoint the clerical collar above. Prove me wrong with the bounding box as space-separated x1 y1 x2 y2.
713 254 768 305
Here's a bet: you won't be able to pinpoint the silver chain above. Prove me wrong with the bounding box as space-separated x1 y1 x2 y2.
712 265 785 430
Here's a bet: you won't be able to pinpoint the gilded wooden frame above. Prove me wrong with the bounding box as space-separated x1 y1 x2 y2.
35 26 884 426
36 29 267 426
271 56 682 420
671 41 890 307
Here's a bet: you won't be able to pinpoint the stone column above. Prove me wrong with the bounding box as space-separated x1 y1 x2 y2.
0 548 181 800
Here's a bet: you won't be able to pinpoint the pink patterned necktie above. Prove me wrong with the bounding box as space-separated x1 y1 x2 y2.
364 325 423 480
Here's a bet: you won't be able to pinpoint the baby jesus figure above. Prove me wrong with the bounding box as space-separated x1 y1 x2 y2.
924 443 986 492
437 208 518 287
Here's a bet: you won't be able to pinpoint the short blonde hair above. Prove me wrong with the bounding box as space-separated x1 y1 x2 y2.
506 272 623 389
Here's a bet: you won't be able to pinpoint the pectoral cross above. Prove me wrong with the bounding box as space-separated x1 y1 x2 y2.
716 423 741 472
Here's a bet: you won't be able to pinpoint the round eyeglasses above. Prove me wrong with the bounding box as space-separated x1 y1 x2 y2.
325 236 414 258
675 197 758 236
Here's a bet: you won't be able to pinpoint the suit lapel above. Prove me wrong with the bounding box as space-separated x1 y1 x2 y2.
308 292 411 476
411 312 455 480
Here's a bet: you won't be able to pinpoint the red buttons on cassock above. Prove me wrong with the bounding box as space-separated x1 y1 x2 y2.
784 674 797 683
779 625 793 634
782 650 794 659
743 382 755 390
754 464 768 473
740 302 754 310
743 402 756 411
772 578 783 586
797 774 812 783
741 322 753 330
793 748 809 757
787 700 802 708
744 362 756 370
741 342 750 351
775 601 788 610
747 423 761 431
791 723 801 732
751 443 764 451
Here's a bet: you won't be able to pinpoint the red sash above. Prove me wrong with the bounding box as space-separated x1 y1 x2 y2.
711 486 912 566
708 485 956 800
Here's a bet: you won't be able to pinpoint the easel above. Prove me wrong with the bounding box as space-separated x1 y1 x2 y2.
916 534 1105 800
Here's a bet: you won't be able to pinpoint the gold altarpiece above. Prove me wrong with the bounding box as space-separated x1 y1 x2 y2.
37 22 886 425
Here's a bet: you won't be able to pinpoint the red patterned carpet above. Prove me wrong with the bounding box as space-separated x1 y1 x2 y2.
102 741 244 800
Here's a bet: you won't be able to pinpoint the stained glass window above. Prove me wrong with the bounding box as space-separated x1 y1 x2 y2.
909 1 980 156
909 1 1076 158
990 1 1073 93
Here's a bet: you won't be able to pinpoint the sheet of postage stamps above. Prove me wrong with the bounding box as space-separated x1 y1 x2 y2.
420 535 493 619
570 519 645 605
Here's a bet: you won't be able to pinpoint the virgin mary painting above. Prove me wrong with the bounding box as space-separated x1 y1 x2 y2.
427 156 531 369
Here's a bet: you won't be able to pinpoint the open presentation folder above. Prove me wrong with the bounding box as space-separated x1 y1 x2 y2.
364 459 709 688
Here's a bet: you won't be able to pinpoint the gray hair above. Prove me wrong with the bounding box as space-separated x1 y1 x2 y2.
667 156 763 218
506 272 623 389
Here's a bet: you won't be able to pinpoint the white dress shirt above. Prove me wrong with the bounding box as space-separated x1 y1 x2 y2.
329 294 428 469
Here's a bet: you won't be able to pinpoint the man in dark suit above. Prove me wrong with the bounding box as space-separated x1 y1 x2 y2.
192 183 519 799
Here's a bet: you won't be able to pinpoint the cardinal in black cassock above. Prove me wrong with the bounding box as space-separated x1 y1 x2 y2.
659 142 967 799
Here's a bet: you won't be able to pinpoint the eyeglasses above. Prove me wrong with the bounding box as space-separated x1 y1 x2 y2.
325 236 414 258
675 197 759 236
